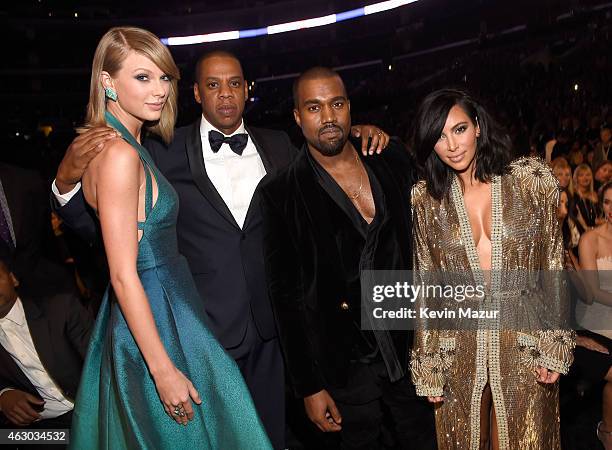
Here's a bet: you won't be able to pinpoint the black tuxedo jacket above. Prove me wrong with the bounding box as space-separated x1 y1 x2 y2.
0 163 73 297
0 294 93 423
259 140 416 398
54 119 298 348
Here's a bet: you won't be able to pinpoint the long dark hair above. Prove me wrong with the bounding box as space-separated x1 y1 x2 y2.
412 88 512 201
599 181 612 204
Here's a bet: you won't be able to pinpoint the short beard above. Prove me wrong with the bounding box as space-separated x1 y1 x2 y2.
310 126 346 157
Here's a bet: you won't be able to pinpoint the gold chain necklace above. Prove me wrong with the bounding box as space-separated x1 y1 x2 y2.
349 152 364 200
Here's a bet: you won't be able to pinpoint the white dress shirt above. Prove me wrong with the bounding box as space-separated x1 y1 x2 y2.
0 298 73 419
200 115 267 229
51 181 80 207
52 115 267 229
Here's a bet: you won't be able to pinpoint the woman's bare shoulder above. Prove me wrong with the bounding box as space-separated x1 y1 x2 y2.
579 227 598 248
87 137 141 176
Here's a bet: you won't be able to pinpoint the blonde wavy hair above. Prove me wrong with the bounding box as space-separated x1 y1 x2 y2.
573 163 595 196
81 26 180 144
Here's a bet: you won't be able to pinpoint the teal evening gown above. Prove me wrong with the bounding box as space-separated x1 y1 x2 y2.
69 112 272 450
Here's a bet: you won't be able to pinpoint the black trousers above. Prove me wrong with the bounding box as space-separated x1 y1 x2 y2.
227 315 285 450
313 360 437 450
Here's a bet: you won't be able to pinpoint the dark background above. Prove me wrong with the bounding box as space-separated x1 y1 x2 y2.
2 0 611 179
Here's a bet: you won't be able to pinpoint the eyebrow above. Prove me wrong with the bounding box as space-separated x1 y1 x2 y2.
450 121 469 131
303 96 347 105
205 76 242 80
132 68 153 73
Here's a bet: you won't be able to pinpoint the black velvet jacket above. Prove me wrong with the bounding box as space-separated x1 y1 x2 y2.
259 139 416 398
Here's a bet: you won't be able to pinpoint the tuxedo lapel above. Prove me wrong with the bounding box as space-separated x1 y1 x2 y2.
185 118 240 230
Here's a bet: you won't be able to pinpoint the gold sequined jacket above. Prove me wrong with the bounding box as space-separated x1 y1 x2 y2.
410 157 575 450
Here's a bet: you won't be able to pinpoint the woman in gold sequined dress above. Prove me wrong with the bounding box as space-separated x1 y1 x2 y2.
409 89 575 450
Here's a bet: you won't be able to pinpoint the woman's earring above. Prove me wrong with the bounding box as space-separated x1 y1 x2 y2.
105 87 118 102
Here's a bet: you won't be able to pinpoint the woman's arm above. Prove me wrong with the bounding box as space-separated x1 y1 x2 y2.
578 231 612 306
89 141 201 424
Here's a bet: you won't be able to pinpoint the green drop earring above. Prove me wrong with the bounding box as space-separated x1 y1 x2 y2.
105 87 118 102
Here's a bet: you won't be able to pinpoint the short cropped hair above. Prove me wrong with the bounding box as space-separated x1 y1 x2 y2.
193 50 243 83
292 67 345 108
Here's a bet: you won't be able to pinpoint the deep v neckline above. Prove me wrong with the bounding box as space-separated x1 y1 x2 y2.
460 182 492 270
451 175 502 286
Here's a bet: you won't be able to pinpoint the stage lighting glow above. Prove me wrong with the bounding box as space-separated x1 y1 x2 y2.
268 14 336 34
364 0 418 15
163 1 419 46
336 8 365 22
164 31 240 46
239 28 268 38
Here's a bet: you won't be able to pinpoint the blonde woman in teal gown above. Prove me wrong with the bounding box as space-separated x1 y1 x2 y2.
68 27 271 449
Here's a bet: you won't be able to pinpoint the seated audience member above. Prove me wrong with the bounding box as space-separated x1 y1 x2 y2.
552 157 574 193
573 163 601 233
567 141 586 169
0 241 93 434
592 126 612 172
595 160 612 192
575 181 612 449
550 130 571 160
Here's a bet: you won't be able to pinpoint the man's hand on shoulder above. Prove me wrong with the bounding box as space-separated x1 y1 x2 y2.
56 126 119 194
0 389 44 426
350 125 390 156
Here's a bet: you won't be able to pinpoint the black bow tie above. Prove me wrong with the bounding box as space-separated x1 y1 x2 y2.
208 130 249 155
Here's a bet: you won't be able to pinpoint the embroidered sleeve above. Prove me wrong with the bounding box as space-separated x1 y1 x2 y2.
512 158 576 374
410 182 451 396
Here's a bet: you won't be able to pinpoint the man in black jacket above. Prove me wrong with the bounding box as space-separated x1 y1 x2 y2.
260 67 436 449
0 242 93 432
51 51 388 449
